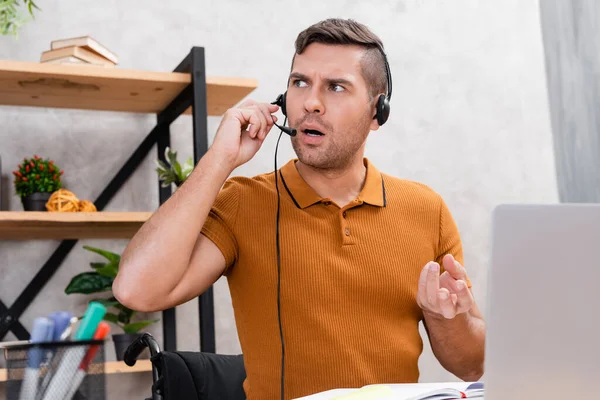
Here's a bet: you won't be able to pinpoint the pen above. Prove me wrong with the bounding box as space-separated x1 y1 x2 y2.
64 322 111 400
60 316 79 341
18 317 54 400
40 302 106 400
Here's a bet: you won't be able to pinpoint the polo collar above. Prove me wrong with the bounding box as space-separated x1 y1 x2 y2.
279 158 387 209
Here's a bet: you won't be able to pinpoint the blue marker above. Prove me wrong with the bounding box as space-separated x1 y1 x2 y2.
19 317 54 400
38 311 75 394
49 311 74 341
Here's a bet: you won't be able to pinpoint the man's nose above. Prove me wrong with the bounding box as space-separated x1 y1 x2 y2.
303 88 324 114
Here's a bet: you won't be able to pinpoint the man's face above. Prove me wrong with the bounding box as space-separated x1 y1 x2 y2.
286 43 381 170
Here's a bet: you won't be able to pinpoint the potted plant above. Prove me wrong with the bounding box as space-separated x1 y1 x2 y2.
13 155 63 211
155 146 194 189
1 0 40 37
64 245 159 360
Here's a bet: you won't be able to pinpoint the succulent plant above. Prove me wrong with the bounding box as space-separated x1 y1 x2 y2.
155 146 194 188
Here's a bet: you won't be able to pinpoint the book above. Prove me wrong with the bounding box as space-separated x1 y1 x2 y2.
40 56 114 68
40 56 86 64
40 46 115 67
294 382 484 400
50 35 118 64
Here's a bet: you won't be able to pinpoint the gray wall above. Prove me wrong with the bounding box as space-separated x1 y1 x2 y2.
0 0 558 398
539 0 600 203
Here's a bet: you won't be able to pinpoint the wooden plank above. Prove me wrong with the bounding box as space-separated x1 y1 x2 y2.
0 360 152 382
104 359 152 375
0 59 258 115
0 211 152 240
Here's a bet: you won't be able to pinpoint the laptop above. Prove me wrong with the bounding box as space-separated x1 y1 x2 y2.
484 204 600 400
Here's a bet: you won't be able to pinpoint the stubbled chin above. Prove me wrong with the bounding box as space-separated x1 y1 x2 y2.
291 141 331 167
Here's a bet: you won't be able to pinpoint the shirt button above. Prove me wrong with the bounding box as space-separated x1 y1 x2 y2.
344 228 351 236
342 211 347 218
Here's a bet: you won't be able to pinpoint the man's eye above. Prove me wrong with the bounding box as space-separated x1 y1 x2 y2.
331 84 344 92
293 80 308 88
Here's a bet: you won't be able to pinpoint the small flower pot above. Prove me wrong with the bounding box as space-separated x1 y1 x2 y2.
21 192 51 211
113 333 148 361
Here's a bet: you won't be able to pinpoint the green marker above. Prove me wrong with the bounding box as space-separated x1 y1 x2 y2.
74 302 106 340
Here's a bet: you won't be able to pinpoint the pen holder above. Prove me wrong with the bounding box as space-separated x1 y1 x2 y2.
4 339 106 400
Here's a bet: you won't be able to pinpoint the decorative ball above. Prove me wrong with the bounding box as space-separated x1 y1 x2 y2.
78 199 97 212
46 189 80 212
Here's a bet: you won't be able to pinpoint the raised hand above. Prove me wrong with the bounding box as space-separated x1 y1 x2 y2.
417 254 474 319
210 99 280 170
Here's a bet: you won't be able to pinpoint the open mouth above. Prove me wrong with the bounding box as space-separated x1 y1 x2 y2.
303 129 325 137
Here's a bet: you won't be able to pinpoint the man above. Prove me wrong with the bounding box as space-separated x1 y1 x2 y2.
114 18 485 400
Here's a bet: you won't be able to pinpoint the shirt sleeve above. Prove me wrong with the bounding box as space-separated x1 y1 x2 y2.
201 178 240 275
435 196 472 287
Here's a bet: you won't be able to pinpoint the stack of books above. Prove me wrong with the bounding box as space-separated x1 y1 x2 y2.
40 36 118 67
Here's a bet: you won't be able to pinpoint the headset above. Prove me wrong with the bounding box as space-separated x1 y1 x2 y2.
270 43 393 400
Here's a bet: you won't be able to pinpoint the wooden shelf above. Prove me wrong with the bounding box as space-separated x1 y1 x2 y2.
0 211 152 240
104 359 152 375
0 59 257 115
0 360 152 382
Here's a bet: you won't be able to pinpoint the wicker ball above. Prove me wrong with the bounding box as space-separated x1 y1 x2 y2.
78 199 97 212
46 189 80 212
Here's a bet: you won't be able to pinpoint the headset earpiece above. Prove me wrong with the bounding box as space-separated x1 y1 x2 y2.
375 94 390 126
272 92 288 117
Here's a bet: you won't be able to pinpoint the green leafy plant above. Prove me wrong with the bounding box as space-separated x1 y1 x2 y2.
1 0 40 37
65 246 159 334
13 155 62 198
155 146 193 188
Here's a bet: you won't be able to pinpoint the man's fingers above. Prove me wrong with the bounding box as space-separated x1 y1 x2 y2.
417 263 430 307
239 99 257 108
442 254 466 280
437 289 456 319
450 293 458 306
238 100 279 114
255 103 276 140
237 108 264 139
454 280 474 313
237 101 280 140
253 106 268 139
426 262 441 307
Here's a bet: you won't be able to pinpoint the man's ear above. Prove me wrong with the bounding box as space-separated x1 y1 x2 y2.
369 93 386 131
370 116 381 131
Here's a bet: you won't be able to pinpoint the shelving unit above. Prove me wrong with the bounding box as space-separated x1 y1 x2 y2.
0 49 257 359
0 360 153 382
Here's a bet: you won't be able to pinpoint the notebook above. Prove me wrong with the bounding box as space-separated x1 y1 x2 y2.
294 382 484 400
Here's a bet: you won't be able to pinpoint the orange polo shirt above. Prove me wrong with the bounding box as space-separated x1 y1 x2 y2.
201 158 466 400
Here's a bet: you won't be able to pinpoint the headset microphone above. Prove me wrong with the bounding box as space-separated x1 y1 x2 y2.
273 122 296 137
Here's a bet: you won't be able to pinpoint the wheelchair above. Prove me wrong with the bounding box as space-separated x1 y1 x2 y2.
123 333 246 400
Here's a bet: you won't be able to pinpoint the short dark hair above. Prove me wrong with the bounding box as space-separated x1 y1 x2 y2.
294 18 388 99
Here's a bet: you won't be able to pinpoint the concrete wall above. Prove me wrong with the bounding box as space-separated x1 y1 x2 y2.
539 0 600 203
0 0 558 398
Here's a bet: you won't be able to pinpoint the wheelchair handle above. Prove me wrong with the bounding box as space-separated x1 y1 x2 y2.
124 332 161 367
